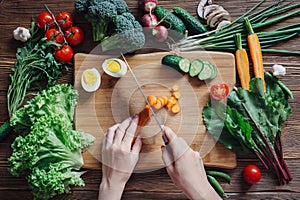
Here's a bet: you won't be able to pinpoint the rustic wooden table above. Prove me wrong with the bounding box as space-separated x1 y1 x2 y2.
0 0 299 199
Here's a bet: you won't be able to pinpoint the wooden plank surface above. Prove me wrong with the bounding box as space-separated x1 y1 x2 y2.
0 0 299 199
74 51 237 170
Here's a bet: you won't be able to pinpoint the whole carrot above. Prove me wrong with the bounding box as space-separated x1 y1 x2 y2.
235 33 250 90
244 17 265 91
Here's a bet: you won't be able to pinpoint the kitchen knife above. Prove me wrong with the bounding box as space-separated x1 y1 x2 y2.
120 53 170 146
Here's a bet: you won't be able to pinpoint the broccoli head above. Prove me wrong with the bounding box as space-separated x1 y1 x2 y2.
101 13 145 53
108 0 128 14
75 0 129 42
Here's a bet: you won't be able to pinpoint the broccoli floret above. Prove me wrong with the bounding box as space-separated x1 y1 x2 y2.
75 0 130 42
101 13 145 53
108 0 128 14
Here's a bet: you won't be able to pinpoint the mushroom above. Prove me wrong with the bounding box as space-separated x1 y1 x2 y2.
203 5 226 20
216 20 231 32
208 11 231 28
13 27 31 42
197 0 214 19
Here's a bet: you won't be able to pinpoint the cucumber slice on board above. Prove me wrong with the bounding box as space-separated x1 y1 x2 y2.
189 59 203 77
162 55 190 73
198 60 218 80
198 61 213 80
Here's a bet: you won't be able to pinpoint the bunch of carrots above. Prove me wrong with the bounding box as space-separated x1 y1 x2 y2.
235 17 265 91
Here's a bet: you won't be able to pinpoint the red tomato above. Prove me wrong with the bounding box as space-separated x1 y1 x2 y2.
37 12 54 30
65 26 84 46
45 28 64 44
54 44 73 63
243 164 262 184
210 84 229 101
55 11 73 30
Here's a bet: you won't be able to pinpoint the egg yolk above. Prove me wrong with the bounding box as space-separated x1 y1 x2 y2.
107 60 121 73
83 71 97 86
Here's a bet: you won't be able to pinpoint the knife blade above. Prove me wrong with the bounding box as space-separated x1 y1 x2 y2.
120 53 169 145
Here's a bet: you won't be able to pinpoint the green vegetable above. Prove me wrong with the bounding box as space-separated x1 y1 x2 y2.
154 6 186 33
206 170 231 184
207 175 228 198
202 72 293 185
7 20 63 118
161 54 190 73
189 59 203 77
173 6 207 35
8 84 95 200
173 1 300 55
198 60 216 80
101 12 145 53
0 121 13 141
74 0 128 41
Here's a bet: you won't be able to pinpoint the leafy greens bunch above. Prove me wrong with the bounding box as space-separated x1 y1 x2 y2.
8 21 63 117
203 72 293 185
9 84 95 200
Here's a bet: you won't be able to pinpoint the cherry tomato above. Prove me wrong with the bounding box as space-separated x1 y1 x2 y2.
37 12 54 30
210 84 229 101
65 26 84 46
55 11 73 30
54 44 73 63
243 164 262 184
45 28 64 44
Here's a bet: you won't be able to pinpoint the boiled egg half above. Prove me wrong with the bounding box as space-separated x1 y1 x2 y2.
102 58 127 78
81 68 101 92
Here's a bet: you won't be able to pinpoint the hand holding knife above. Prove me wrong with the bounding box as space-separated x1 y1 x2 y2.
120 53 170 146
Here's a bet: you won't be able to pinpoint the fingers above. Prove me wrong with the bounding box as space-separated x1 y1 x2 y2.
103 123 119 148
163 126 189 160
161 145 174 169
113 117 132 145
122 115 139 147
131 135 142 153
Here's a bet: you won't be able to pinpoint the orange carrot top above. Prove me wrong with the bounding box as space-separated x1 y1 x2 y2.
244 17 265 91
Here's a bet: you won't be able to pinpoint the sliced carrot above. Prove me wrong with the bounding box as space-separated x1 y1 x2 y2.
166 100 174 109
171 104 181 114
172 84 179 92
147 95 157 106
235 33 250 90
169 96 178 105
172 91 181 99
153 100 162 110
244 17 265 91
161 96 168 106
157 97 166 106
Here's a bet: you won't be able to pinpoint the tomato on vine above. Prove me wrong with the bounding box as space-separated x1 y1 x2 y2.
54 44 73 63
65 26 84 46
55 11 73 30
37 12 54 30
45 28 64 44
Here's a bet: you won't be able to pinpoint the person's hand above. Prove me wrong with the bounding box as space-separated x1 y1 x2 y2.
161 126 222 200
99 115 142 200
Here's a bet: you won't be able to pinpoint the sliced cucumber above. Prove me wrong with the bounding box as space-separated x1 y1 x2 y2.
198 60 218 80
189 59 203 77
198 61 213 80
162 55 190 73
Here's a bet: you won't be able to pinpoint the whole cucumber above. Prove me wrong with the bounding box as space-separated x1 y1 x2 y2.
173 6 207 35
154 6 186 33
